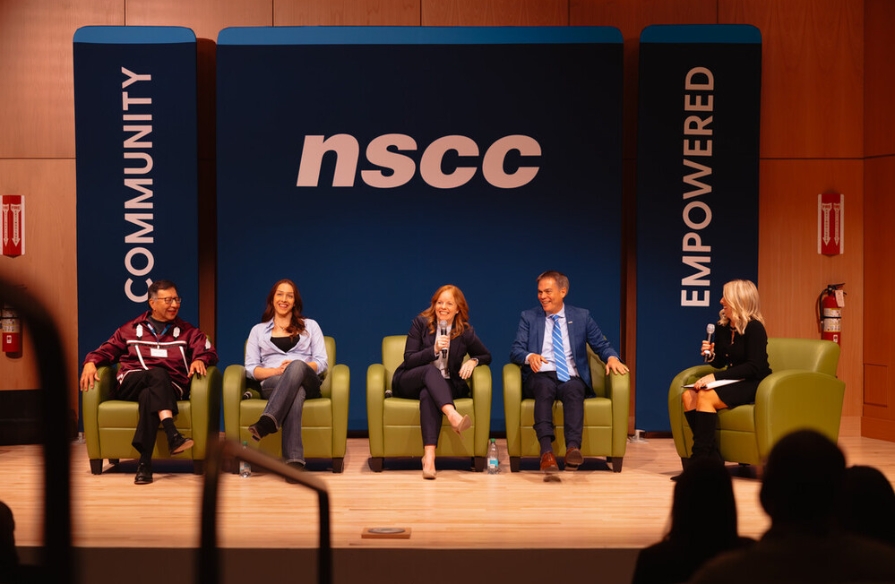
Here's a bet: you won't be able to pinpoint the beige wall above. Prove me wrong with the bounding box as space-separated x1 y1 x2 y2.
0 0 887 437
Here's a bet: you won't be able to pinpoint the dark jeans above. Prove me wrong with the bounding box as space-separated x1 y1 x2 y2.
523 371 587 450
259 360 322 465
392 365 454 446
116 367 182 456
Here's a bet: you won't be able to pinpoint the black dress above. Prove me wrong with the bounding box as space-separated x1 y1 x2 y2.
707 320 771 408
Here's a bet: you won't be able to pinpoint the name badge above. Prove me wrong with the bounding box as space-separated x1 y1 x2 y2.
150 347 168 358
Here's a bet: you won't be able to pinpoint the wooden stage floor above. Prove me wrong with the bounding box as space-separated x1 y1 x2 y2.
2 435 893 584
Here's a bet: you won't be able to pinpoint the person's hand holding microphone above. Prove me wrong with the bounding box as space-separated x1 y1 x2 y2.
694 324 716 390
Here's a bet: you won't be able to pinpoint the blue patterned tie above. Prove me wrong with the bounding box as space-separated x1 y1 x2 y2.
551 314 570 382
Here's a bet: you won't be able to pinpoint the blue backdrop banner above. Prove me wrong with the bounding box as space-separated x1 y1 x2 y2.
74 26 200 364
635 25 762 431
216 26 625 432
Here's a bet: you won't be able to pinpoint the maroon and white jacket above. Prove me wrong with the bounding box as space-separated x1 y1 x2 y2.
83 311 218 397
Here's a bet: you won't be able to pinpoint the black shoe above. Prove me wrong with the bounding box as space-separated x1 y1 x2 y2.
249 416 276 442
168 432 194 455
285 461 306 484
135 462 153 485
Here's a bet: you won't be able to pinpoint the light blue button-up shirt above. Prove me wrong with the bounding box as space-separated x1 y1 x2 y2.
244 318 328 379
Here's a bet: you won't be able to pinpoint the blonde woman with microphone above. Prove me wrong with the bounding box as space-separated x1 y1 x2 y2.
391 285 492 479
681 279 771 468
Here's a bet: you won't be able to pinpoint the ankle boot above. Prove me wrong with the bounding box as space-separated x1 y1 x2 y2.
691 411 721 461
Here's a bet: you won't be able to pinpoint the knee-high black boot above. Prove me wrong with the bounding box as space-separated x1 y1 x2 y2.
671 410 701 481
691 411 721 461
684 409 698 450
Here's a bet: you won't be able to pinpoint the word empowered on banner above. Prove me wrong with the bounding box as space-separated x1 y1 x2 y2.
635 25 762 431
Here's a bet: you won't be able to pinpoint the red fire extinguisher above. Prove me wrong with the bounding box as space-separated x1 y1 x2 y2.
817 284 844 345
2 303 22 354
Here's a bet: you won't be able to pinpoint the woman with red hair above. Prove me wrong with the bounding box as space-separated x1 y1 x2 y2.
392 284 491 479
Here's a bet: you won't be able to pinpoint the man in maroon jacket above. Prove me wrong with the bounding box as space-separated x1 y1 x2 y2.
79 279 218 484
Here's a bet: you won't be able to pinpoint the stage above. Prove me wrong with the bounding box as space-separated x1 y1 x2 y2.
2 435 893 584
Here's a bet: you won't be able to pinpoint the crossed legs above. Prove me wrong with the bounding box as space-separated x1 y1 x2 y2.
393 365 469 479
254 360 322 466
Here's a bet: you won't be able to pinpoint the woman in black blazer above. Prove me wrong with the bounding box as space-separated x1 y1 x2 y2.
392 284 492 479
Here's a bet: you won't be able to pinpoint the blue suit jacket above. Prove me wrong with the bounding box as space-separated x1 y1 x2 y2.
510 304 619 394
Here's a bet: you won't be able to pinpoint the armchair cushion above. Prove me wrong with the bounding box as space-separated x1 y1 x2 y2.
222 336 349 472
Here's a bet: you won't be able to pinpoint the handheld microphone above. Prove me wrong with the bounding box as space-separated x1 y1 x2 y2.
439 320 448 358
703 323 716 361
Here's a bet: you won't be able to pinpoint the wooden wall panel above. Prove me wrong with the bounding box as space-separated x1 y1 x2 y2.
126 0 273 40
0 161 79 411
864 0 895 157
862 159 894 367
421 0 568 26
863 155 895 440
275 0 420 25
723 0 863 159
0 0 123 158
759 159 863 426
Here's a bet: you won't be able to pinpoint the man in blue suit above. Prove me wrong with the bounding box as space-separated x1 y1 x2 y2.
510 271 629 474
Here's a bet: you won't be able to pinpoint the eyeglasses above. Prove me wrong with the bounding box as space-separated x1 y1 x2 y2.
152 296 182 305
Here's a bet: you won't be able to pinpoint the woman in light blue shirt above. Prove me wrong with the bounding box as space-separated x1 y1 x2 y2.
244 279 327 479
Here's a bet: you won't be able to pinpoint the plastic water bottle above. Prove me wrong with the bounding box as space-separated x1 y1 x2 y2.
486 438 499 474
239 441 252 478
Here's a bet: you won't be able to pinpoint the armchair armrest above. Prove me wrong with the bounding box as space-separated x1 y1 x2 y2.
366 363 387 457
502 363 523 457
329 363 350 458
754 370 846 457
606 370 631 458
222 364 248 443
82 365 115 460
667 364 717 457
189 365 221 458
470 364 492 457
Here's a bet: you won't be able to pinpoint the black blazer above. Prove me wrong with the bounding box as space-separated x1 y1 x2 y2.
392 315 492 399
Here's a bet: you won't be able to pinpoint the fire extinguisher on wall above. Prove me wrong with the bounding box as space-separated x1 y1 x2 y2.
817 284 845 345
2 303 22 355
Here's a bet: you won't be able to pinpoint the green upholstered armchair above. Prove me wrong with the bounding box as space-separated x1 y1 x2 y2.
668 337 845 469
222 336 349 472
82 365 222 475
503 347 630 472
366 335 493 472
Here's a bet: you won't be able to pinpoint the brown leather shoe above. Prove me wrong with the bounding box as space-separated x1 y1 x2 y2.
564 447 584 469
540 451 559 474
